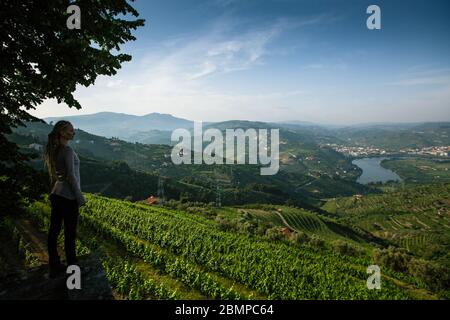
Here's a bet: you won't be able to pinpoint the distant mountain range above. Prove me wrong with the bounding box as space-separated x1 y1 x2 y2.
44 112 331 144
45 112 194 142
43 112 450 146
7 117 450 206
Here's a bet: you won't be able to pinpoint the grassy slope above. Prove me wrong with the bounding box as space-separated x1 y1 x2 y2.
216 205 382 247
381 158 450 184
79 194 438 299
322 184 450 267
8 121 369 206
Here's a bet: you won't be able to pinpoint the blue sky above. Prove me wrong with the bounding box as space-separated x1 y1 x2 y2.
34 0 450 124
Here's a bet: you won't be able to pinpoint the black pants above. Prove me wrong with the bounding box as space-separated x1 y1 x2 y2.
48 193 79 266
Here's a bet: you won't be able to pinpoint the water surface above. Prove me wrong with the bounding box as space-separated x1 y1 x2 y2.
352 157 402 184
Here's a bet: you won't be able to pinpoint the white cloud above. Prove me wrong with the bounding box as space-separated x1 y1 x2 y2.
33 15 320 121
31 14 450 125
387 68 450 86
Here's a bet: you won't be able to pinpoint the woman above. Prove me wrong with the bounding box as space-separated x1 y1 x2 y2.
43 120 86 277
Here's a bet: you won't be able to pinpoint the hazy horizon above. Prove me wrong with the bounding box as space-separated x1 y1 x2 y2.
41 110 450 127
30 0 450 124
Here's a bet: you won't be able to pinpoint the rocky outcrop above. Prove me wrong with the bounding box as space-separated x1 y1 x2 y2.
0 253 113 300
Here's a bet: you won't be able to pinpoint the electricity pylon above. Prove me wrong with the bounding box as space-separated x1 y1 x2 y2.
157 176 165 204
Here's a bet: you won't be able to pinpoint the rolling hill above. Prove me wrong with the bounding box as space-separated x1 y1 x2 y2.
8 120 371 206
322 184 450 268
45 112 193 142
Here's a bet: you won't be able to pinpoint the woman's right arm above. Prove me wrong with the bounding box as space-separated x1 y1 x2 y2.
63 146 86 206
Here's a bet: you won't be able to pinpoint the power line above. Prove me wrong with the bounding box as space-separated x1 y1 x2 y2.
215 168 221 208
157 175 165 204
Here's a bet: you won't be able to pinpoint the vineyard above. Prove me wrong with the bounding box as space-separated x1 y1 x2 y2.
381 158 450 184
234 206 376 245
20 194 438 299
280 210 326 232
322 184 450 267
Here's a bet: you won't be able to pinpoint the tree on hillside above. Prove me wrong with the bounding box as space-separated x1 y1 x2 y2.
0 0 145 214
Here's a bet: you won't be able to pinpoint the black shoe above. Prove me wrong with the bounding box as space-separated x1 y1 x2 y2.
49 263 67 279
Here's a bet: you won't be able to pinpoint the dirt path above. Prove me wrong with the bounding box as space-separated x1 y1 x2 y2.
415 217 431 230
274 211 298 232
14 218 49 264
3 217 114 300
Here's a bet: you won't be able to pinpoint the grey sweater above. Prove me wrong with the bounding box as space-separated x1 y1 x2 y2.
51 144 86 206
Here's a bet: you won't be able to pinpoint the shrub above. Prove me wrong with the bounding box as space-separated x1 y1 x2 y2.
309 235 325 249
215 216 234 231
255 224 268 236
242 211 252 220
265 227 283 241
373 247 411 272
239 221 257 235
289 231 310 245
408 259 450 292
331 240 361 257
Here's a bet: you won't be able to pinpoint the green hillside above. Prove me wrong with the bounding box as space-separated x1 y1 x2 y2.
381 158 450 184
4 120 449 300
208 205 382 247
322 184 450 268
333 123 450 149
17 193 443 300
8 120 371 206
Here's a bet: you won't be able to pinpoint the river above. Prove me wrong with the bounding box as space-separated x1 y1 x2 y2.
352 157 402 184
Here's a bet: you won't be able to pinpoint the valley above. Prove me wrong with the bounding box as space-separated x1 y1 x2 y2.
2 115 450 300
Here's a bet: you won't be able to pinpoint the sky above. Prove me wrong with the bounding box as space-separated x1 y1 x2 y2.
31 0 450 125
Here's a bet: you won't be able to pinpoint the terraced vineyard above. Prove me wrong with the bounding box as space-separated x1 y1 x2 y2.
322 184 450 267
237 206 377 245
279 209 327 232
21 194 440 299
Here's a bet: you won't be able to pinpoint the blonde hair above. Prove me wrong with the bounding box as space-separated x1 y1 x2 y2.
43 120 72 184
